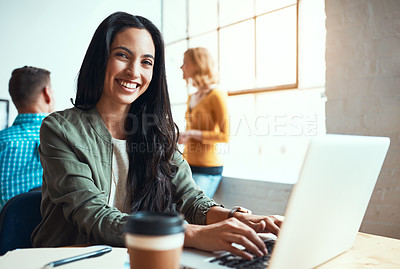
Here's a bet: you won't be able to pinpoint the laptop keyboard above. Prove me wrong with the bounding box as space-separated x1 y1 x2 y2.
208 238 276 268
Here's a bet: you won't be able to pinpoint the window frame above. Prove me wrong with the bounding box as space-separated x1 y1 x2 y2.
162 0 299 97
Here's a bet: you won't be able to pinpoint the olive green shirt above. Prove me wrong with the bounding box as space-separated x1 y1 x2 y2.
32 107 220 247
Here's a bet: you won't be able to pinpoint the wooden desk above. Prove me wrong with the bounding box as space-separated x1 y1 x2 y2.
1 233 399 268
317 232 400 269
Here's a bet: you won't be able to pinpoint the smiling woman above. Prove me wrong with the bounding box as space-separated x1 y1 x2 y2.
97 27 155 139
31 11 283 260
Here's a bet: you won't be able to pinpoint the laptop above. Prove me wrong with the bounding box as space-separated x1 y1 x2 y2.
180 134 390 269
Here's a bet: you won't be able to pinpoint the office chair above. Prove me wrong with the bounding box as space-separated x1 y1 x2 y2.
0 190 42 255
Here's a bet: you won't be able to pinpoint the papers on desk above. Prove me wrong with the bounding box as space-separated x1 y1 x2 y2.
0 246 129 269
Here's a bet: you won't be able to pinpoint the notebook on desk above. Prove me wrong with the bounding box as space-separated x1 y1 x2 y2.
180 134 390 269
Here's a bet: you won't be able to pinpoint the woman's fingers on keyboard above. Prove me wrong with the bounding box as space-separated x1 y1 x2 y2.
193 218 270 257
230 234 265 258
237 214 284 235
203 218 267 258
224 218 268 257
226 243 254 260
265 215 284 235
265 218 280 235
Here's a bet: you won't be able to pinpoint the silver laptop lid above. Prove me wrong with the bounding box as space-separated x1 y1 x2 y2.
269 134 390 269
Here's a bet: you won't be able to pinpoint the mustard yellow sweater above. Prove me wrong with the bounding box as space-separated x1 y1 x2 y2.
183 89 229 167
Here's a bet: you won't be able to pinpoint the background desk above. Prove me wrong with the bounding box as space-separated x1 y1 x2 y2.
317 232 400 269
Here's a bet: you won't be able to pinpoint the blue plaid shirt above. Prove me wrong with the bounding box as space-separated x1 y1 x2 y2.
0 113 48 209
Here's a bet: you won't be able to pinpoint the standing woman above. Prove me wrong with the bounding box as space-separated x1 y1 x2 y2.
179 48 229 198
32 12 282 260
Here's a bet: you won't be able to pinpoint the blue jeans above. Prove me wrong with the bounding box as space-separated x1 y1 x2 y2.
192 173 222 198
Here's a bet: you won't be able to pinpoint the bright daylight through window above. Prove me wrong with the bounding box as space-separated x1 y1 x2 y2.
164 0 326 183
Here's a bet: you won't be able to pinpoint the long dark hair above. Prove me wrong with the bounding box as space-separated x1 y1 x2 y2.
74 12 178 213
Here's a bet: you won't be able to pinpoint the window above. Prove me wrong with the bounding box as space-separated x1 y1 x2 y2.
163 0 298 99
163 0 326 183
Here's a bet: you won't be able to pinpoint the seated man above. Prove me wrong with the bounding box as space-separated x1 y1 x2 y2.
0 66 55 209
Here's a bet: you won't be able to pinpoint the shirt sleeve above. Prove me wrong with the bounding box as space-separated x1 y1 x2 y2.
171 152 223 224
201 90 230 144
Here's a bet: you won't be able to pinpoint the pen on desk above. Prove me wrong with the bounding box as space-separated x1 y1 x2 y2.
41 246 112 268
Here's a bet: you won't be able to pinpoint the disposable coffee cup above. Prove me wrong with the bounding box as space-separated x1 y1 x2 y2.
124 211 185 269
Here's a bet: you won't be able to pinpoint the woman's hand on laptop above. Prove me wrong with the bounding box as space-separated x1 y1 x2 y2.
234 214 284 236
184 218 268 260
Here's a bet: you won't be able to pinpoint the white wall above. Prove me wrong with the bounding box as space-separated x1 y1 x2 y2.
325 0 400 239
0 0 161 123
